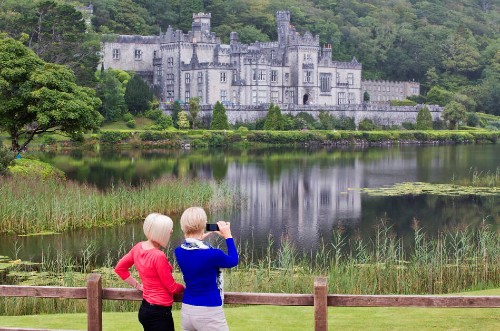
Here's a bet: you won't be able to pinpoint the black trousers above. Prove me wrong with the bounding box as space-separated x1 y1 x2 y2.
138 299 175 331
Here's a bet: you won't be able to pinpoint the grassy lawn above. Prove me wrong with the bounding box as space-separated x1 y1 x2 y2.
100 117 154 131
1 289 500 330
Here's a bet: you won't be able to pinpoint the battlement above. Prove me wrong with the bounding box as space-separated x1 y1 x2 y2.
192 12 211 19
276 11 290 22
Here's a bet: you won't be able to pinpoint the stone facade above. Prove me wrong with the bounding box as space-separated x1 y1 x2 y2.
361 80 420 103
101 11 363 107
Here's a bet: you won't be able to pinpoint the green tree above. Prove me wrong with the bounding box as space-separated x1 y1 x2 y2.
264 104 284 130
0 1 101 86
426 86 454 106
363 91 370 102
442 101 467 130
0 36 102 153
124 75 153 115
0 146 15 175
416 106 433 130
210 101 229 130
96 69 127 122
358 118 377 131
177 111 190 130
172 101 183 128
188 97 201 129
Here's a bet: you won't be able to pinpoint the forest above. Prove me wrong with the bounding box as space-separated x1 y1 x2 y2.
0 0 498 115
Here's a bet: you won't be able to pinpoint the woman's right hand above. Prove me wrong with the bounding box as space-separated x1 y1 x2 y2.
216 221 232 239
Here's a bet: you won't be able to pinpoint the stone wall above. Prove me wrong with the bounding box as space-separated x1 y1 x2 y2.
162 103 443 126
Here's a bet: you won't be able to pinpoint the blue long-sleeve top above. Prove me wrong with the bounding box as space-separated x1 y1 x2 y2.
175 238 238 307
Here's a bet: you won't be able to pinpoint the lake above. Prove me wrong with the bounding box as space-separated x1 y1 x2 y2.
1 144 498 264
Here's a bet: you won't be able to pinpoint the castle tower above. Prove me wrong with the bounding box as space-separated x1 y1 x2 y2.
276 11 291 46
192 13 211 34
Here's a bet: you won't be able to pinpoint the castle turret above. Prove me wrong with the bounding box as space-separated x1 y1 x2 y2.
192 13 211 34
276 11 291 46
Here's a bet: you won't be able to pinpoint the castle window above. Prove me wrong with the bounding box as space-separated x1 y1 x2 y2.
185 73 191 84
348 92 355 104
252 90 257 104
258 70 266 81
271 70 278 83
198 88 203 101
347 73 353 85
271 50 276 60
112 49 120 60
166 74 174 84
167 57 174 66
198 72 203 83
220 90 227 102
166 86 174 102
336 73 340 84
320 73 331 92
134 49 142 61
258 90 266 103
304 70 312 83
156 67 162 76
338 92 346 104
185 91 190 102
289 91 294 103
271 91 278 103
285 73 289 82
220 72 227 83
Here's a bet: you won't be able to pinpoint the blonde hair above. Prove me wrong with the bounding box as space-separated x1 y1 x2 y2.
180 207 207 235
143 213 173 248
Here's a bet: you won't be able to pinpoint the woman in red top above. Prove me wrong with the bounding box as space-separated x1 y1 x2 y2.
115 213 185 331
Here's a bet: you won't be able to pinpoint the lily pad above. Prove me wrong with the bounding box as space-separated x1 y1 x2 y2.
360 182 499 197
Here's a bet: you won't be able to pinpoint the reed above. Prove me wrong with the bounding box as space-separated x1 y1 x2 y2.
2 220 500 316
0 176 233 234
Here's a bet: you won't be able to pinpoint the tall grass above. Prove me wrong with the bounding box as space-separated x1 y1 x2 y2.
2 220 500 316
228 220 500 296
0 176 233 234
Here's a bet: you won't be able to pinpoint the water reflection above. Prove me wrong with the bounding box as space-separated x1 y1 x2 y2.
1 144 498 263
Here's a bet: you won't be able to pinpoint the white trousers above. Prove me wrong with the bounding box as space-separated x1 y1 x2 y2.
181 303 229 331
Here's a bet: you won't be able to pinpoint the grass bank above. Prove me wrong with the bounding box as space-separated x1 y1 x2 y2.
1 290 500 330
0 175 234 234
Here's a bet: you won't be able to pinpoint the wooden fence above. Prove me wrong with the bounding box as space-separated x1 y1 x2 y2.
1 274 500 331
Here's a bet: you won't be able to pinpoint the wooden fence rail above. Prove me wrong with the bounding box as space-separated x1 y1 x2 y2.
2 274 500 331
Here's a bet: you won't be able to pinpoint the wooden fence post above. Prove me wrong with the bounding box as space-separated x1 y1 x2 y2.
87 273 103 331
314 277 328 331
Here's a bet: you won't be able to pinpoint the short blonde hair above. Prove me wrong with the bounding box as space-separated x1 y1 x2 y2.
180 207 207 235
143 213 173 248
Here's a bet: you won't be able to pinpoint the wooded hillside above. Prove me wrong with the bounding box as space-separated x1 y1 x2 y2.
1 0 498 115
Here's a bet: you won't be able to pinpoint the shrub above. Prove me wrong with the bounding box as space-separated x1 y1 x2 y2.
0 146 15 175
210 101 230 130
358 118 377 131
362 131 393 142
416 106 433 130
99 131 131 143
126 120 136 128
466 113 480 127
389 99 417 106
122 113 134 122
402 122 416 130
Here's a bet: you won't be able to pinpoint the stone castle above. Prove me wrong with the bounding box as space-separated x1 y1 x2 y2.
101 11 419 107
101 11 438 125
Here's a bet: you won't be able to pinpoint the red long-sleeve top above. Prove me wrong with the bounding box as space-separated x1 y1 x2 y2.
115 242 184 306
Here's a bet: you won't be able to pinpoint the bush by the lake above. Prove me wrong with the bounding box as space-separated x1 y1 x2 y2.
99 131 132 144
0 176 233 234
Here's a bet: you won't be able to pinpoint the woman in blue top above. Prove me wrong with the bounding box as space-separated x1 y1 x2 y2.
175 207 238 331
